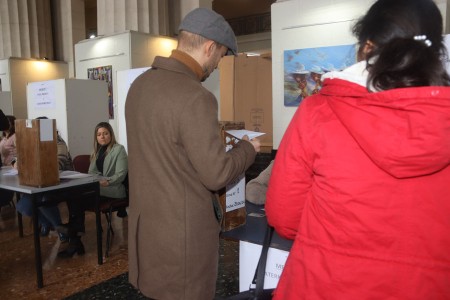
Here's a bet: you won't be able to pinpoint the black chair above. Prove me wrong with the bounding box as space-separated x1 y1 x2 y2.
72 155 129 257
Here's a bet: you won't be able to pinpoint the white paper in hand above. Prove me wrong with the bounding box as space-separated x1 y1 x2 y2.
226 130 265 140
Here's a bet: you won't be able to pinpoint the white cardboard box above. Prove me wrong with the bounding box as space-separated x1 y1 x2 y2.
239 240 290 291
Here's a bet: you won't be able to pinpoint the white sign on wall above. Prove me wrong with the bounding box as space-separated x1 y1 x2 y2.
31 81 56 109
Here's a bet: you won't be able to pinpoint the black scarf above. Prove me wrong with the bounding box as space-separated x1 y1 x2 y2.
96 145 108 174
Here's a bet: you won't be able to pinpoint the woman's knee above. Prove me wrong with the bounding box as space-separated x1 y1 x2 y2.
16 195 33 216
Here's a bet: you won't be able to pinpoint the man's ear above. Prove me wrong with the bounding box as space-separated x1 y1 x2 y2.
204 40 216 57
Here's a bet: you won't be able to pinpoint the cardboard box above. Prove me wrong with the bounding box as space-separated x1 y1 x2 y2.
218 121 247 231
239 241 289 291
15 119 59 187
219 53 273 153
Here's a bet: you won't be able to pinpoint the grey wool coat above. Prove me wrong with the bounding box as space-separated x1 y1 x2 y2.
125 55 256 300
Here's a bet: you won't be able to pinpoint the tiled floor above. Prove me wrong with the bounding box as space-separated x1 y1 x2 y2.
0 201 239 299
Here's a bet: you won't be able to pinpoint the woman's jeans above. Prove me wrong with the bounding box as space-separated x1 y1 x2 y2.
16 194 63 228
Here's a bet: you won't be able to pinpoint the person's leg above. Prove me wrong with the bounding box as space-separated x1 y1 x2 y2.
16 194 51 236
57 193 89 257
15 194 33 216
39 205 69 242
39 194 70 242
57 200 85 258
64 193 88 234
38 204 62 229
37 210 53 236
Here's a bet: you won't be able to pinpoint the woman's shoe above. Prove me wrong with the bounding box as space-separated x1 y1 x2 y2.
117 207 127 218
58 232 69 243
55 224 69 235
40 225 50 237
57 238 85 258
56 224 85 236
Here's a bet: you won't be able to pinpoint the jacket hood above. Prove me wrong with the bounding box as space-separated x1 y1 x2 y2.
321 78 450 178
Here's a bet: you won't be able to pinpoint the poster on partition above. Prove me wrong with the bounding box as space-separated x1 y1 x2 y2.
88 65 114 119
284 44 357 107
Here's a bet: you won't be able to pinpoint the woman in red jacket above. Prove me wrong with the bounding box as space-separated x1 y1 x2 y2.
266 0 450 299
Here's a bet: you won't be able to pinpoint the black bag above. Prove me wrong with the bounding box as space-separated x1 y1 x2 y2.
226 226 275 300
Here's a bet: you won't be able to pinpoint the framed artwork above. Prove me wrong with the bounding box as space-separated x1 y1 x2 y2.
88 65 114 119
284 44 356 107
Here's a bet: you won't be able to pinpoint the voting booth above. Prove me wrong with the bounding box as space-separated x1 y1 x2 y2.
15 118 59 187
26 79 108 158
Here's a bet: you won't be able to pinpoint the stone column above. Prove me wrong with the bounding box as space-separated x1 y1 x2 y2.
51 0 86 77
97 0 170 36
170 0 212 36
0 0 53 59
97 0 212 37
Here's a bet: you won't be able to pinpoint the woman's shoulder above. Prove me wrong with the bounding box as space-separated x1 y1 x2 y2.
112 143 125 150
110 143 127 154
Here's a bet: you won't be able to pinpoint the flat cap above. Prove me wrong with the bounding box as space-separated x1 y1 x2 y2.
179 8 237 56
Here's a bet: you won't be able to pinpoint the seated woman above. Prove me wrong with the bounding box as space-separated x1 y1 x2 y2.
15 117 73 241
0 115 17 208
57 122 128 258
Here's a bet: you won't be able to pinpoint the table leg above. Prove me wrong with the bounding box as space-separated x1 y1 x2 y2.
95 183 103 265
17 212 23 237
32 194 44 288
16 193 24 237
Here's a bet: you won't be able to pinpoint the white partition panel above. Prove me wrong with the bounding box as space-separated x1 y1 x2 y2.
116 67 150 152
0 92 13 115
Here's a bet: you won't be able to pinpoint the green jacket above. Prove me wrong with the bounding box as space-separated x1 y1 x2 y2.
88 143 128 198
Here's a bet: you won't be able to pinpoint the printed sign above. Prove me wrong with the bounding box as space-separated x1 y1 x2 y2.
31 81 56 109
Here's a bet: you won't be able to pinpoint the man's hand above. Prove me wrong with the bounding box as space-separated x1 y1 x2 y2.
242 135 261 153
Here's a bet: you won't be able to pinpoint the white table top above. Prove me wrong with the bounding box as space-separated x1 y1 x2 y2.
0 167 99 194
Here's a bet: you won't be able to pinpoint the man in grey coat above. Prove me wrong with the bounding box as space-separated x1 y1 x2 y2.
126 8 260 300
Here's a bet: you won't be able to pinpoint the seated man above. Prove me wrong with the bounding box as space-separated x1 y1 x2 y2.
15 117 73 241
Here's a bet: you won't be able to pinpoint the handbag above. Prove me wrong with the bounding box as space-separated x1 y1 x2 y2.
226 225 275 300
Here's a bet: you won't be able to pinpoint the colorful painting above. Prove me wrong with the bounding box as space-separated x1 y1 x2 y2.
88 65 114 119
284 44 357 107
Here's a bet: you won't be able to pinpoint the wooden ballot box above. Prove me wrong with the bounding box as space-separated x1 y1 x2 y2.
15 119 59 187
218 121 247 232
